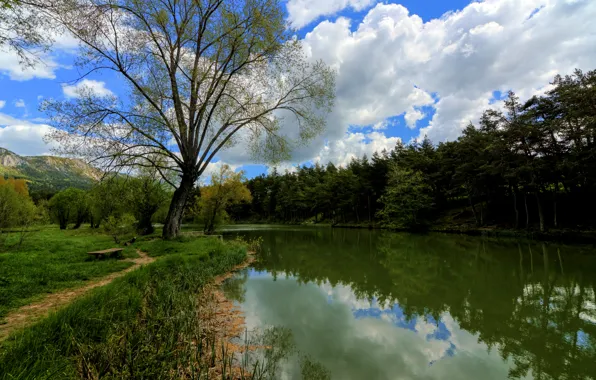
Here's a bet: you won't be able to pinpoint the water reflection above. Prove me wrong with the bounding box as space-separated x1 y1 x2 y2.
223 227 596 379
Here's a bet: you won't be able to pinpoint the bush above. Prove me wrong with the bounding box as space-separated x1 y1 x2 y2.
103 214 136 244
48 188 88 230
0 180 37 251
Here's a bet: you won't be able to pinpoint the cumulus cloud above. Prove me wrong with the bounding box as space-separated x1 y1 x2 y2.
0 124 57 156
0 100 5 109
62 79 115 98
198 160 241 185
313 131 400 167
404 108 425 129
0 28 79 81
298 0 596 153
14 99 25 108
0 48 61 80
287 0 376 29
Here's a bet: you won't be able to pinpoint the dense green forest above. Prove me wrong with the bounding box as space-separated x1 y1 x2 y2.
230 69 596 232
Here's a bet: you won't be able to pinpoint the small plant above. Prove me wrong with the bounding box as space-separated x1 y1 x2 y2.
103 214 136 244
235 235 264 253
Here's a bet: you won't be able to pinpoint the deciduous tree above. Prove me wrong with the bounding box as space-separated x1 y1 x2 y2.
191 164 251 234
43 0 335 239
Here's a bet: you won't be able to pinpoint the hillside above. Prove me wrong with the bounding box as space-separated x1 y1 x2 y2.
0 147 102 193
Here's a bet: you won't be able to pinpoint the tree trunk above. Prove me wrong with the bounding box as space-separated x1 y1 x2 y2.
553 185 558 228
535 191 545 232
206 201 220 234
511 185 519 229
138 215 154 235
469 194 479 226
163 175 195 239
524 193 530 229
59 217 67 230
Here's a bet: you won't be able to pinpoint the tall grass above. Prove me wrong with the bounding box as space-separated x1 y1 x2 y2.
0 238 247 379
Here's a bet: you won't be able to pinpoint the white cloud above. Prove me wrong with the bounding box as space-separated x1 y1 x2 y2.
0 48 61 80
404 108 425 129
0 124 57 156
0 24 79 81
287 0 376 29
198 160 242 185
372 120 388 130
313 131 400 167
298 0 596 148
0 100 5 109
62 79 115 99
14 99 25 108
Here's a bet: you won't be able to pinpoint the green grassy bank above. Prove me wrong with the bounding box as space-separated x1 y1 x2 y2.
0 235 248 379
0 227 138 320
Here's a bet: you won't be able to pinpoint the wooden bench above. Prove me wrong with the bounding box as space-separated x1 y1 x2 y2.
87 248 124 259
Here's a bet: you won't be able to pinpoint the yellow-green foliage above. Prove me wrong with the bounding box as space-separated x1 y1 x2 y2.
191 164 252 233
0 177 36 230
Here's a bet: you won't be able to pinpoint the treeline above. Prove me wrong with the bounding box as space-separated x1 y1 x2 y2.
0 175 172 250
231 69 596 231
47 176 171 237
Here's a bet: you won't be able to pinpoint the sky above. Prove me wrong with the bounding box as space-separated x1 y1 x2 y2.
1 0 595 180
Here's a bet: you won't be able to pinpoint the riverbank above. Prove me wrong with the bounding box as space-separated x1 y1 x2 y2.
228 220 596 244
0 233 252 379
327 223 596 244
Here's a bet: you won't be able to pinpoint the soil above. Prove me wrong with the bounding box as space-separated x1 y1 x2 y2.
0 250 155 341
197 252 257 379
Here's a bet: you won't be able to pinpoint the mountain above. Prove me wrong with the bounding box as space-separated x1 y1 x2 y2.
0 147 102 193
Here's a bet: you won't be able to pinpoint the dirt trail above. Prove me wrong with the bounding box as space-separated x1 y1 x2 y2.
0 250 155 341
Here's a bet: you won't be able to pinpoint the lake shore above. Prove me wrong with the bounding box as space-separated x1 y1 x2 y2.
229 220 596 244
330 223 596 244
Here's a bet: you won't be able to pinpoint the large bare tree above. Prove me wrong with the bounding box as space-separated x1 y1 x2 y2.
43 0 335 238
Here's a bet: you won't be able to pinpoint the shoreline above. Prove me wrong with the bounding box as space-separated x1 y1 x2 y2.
197 252 256 379
228 221 596 244
330 224 596 244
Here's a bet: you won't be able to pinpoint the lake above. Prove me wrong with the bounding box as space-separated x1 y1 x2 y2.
222 225 596 380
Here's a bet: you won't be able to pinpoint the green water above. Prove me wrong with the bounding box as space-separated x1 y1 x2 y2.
222 226 596 380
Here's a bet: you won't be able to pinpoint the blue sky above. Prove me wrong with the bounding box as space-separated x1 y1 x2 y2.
1 0 595 180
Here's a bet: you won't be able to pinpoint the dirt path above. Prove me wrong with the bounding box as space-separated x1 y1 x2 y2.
0 250 155 341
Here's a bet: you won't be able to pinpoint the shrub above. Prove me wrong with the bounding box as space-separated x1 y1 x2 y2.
103 214 136 244
48 188 88 230
0 180 37 251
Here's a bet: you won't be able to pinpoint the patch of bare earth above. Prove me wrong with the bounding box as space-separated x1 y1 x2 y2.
197 252 257 379
0 250 155 341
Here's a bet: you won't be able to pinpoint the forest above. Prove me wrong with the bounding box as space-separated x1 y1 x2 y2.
230 69 596 233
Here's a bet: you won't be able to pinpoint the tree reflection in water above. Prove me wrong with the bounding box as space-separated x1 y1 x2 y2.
223 227 596 380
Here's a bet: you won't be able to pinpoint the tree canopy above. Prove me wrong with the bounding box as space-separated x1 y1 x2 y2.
191 164 251 234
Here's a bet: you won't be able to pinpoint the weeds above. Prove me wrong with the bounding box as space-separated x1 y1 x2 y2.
234 235 264 253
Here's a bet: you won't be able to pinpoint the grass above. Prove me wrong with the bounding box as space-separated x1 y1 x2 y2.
136 234 227 258
0 226 138 320
0 230 253 379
